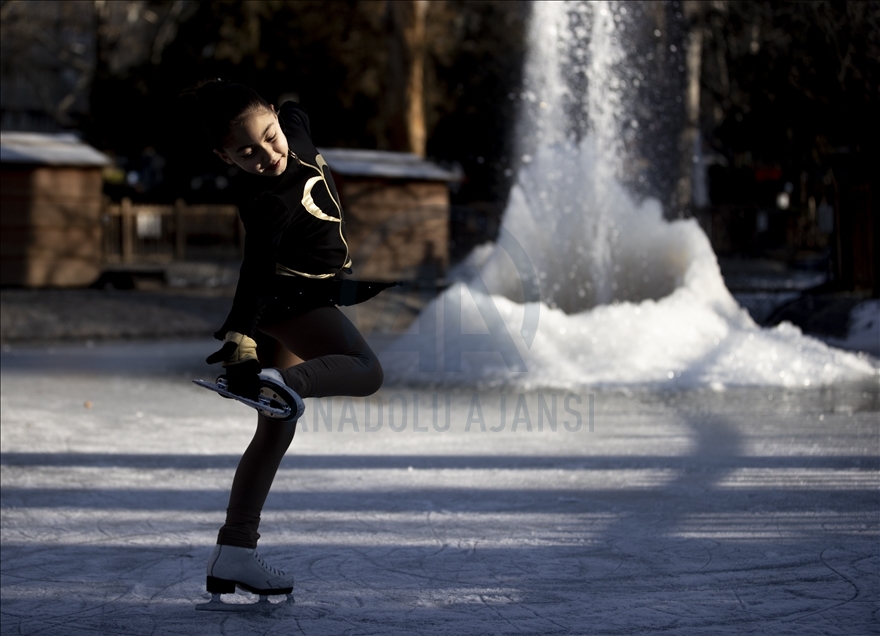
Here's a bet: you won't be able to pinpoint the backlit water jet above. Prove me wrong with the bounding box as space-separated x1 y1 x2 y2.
383 1 874 390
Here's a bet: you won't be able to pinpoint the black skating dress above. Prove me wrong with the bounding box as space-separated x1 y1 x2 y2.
215 101 397 341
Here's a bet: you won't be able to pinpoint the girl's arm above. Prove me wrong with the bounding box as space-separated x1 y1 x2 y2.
278 101 311 139
215 203 287 340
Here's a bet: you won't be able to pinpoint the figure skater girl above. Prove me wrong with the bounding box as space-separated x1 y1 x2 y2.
181 79 395 599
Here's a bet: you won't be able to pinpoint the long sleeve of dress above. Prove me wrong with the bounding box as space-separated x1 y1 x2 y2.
279 101 311 139
215 200 289 340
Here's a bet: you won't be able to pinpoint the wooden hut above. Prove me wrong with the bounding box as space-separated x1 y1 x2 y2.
319 148 459 282
1 132 110 287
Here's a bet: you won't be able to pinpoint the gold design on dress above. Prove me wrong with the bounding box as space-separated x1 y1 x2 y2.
301 176 341 222
275 262 336 279
294 153 352 272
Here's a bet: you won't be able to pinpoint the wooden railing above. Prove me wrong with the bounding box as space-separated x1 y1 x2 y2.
102 197 244 263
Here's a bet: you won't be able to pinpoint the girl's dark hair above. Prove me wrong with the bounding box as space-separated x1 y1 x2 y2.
179 79 272 149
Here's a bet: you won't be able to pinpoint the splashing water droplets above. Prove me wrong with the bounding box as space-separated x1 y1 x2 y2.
387 0 875 389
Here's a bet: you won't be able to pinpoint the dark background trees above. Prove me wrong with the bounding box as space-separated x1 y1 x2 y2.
78 0 530 215
693 1 878 291
1 0 876 286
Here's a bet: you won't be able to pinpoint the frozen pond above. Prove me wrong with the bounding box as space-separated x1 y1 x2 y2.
1 340 878 635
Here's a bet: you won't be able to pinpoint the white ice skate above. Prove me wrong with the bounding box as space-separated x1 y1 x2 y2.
193 368 305 422
196 545 295 612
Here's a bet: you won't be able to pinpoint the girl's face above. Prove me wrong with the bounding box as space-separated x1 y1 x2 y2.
214 106 289 176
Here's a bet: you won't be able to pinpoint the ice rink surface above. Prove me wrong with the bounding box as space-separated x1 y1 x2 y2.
1 340 878 635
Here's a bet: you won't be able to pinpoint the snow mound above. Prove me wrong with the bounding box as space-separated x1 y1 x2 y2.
381 143 876 391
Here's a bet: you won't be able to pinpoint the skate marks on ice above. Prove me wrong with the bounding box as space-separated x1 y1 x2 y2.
3 475 877 631
1 367 879 634
1 524 876 635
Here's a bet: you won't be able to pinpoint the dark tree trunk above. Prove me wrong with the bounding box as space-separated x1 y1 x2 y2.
385 0 428 156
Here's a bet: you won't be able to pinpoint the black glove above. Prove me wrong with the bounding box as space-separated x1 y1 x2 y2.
206 332 262 400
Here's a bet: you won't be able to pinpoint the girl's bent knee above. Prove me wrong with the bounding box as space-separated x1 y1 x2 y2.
358 355 384 396
369 359 384 394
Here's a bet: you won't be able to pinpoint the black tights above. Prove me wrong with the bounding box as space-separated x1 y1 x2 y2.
216 306 383 548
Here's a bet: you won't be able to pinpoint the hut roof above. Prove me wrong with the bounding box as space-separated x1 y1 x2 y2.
318 148 461 182
0 132 111 167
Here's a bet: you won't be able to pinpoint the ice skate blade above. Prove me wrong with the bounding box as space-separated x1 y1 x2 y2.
195 592 295 612
192 379 293 420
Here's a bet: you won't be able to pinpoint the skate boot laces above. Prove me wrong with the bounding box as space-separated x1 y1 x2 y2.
253 551 284 576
